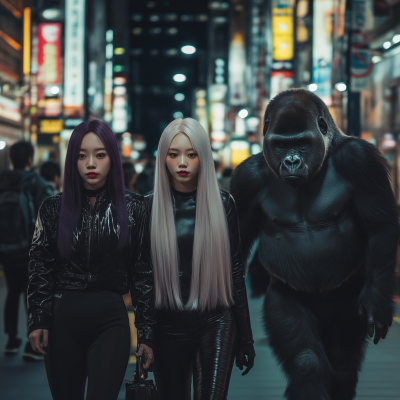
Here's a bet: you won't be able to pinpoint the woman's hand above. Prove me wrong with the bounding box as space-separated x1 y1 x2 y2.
29 329 49 355
236 340 256 376
135 344 154 370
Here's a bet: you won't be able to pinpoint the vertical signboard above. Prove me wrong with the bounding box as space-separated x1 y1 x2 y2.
38 24 62 86
64 0 86 119
312 0 334 105
352 0 374 31
229 0 247 106
272 6 294 61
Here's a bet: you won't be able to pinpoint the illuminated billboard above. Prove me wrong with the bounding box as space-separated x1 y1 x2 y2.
64 0 86 119
0 95 22 124
272 7 294 61
38 23 61 86
312 0 334 105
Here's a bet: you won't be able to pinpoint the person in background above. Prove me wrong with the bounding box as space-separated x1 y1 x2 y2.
122 162 139 193
40 161 61 193
0 141 54 361
137 160 155 194
218 167 233 193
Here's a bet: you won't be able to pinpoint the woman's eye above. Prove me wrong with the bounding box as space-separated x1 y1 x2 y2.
188 153 197 158
97 153 106 158
78 154 86 159
169 153 177 158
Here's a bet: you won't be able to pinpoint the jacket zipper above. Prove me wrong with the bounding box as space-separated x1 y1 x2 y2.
87 209 94 284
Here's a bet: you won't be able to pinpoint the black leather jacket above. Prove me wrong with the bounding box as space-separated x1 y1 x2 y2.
27 187 156 345
145 188 253 344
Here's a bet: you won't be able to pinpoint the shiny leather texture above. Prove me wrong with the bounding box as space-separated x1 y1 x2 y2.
145 188 254 344
145 188 254 398
27 187 156 343
154 308 237 400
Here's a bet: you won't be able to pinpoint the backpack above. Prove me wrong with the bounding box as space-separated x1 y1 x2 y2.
0 173 36 258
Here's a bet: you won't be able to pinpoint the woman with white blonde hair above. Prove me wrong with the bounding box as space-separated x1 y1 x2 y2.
145 118 255 399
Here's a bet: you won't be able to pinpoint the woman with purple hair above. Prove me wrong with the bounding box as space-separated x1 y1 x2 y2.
27 120 155 400
146 118 255 399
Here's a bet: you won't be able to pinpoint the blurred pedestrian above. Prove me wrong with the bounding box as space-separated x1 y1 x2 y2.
27 121 155 400
40 161 61 193
122 161 139 193
137 161 155 194
0 140 54 361
218 167 233 192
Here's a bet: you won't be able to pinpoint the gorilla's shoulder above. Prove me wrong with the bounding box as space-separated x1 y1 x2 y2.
332 136 390 180
230 152 270 207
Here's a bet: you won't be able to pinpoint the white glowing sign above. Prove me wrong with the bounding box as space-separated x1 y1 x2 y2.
64 0 86 118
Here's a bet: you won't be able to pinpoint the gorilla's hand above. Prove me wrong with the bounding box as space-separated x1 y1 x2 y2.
236 339 256 376
358 304 392 345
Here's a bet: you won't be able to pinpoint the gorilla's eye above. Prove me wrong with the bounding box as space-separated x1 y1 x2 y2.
318 116 328 135
263 119 269 136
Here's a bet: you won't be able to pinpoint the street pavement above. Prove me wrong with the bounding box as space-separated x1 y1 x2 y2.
0 271 399 399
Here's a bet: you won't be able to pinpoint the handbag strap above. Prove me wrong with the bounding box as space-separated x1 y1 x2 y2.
135 356 148 382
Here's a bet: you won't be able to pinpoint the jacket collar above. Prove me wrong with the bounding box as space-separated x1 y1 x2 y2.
81 184 110 212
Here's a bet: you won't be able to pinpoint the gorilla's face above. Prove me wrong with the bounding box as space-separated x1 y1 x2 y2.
263 92 331 189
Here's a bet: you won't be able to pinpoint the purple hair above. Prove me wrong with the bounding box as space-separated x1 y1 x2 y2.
58 120 128 257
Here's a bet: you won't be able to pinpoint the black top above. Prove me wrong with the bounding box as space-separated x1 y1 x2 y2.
82 184 107 198
27 187 156 345
145 188 254 344
170 187 197 303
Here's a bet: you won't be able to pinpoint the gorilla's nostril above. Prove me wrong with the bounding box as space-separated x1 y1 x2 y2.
283 155 302 170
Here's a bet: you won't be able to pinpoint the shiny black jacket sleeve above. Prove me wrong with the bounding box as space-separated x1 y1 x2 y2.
27 198 56 335
128 199 156 347
226 194 254 345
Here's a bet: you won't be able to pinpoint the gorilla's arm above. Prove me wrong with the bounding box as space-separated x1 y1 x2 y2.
334 138 400 343
230 153 269 259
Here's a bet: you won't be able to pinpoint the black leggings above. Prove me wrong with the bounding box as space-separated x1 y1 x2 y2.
3 264 28 337
44 290 131 400
154 308 237 400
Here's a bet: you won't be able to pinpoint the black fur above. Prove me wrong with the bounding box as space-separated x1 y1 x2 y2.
231 89 400 400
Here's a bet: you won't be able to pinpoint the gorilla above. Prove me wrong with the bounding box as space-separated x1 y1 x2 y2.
230 89 400 400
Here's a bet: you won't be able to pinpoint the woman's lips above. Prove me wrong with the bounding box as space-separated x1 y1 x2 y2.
87 172 99 179
178 171 189 177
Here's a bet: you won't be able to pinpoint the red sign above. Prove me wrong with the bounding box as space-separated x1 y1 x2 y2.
38 23 62 86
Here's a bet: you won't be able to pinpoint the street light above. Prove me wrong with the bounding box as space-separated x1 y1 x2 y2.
308 83 318 92
181 45 196 55
238 109 248 118
175 93 185 101
0 141 6 150
173 74 186 82
42 9 61 20
51 86 60 94
335 82 347 92
393 34 400 44
173 111 184 118
372 55 382 64
383 41 391 49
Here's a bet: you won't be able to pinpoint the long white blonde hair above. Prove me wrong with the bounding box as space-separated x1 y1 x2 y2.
151 118 233 311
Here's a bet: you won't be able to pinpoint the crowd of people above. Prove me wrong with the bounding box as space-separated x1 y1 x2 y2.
0 141 54 361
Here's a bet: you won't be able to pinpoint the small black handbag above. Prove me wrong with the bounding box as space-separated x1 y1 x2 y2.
125 356 159 400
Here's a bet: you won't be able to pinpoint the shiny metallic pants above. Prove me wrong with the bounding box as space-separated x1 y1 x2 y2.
154 308 237 400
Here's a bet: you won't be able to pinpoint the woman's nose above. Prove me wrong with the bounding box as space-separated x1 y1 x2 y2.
87 154 96 167
178 155 187 167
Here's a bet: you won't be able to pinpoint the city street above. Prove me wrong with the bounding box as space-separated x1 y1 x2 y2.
1 271 400 399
